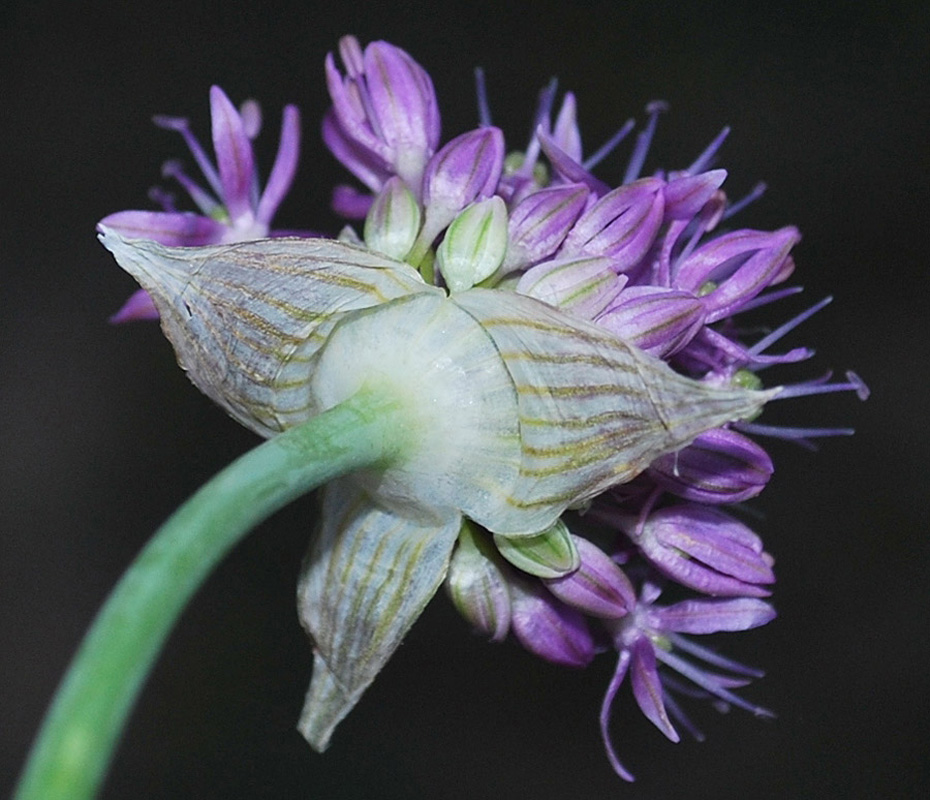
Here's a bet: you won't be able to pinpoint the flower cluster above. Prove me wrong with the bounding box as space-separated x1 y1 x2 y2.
317 36 865 778
100 35 866 781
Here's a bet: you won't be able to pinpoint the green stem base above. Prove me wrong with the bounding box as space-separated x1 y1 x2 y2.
14 388 403 800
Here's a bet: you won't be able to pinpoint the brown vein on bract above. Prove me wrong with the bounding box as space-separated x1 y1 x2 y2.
519 408 650 429
518 422 655 460
478 315 623 348
208 274 337 323
514 382 644 400
497 348 639 375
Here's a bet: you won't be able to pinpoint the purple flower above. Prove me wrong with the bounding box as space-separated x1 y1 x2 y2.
647 427 774 504
595 286 706 358
601 586 776 780
508 573 596 668
622 504 776 596
542 535 636 618
501 182 590 274
410 126 504 264
557 178 666 270
323 35 440 200
102 86 303 321
673 226 800 323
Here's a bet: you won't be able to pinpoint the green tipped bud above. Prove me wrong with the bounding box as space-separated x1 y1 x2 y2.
364 176 422 261
445 520 512 641
494 519 580 579
436 196 508 292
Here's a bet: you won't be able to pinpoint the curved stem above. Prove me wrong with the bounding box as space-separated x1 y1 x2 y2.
14 387 406 800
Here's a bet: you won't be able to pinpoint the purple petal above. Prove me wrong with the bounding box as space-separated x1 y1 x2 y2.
673 228 790 291
504 182 590 272
652 597 776 634
322 109 390 193
509 577 595 668
97 210 226 246
599 649 636 782
543 535 636 618
630 637 679 741
516 256 625 319
559 178 665 270
109 288 159 323
330 184 374 219
635 505 775 596
420 127 504 243
595 286 705 358
363 40 440 185
325 49 387 162
536 126 611 196
663 170 727 220
648 428 774 504
701 229 800 322
672 227 800 320
423 127 504 209
255 104 301 224
209 85 256 221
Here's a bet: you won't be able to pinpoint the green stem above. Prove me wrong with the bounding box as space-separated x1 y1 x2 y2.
14 387 405 800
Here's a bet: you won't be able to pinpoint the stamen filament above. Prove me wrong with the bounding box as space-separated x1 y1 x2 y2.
687 126 730 175
474 67 492 127
749 296 833 355
724 181 767 220
624 101 668 184
583 119 636 171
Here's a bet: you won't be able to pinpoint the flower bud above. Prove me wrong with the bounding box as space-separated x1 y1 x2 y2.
673 226 800 322
364 176 422 260
508 576 595 667
631 504 775 596
324 36 440 191
436 196 508 292
647 427 773 504
445 521 511 641
595 286 705 358
409 127 505 263
516 255 625 319
501 182 589 274
559 178 665 271
493 519 580 579
543 535 635 618
422 127 504 229
662 169 727 220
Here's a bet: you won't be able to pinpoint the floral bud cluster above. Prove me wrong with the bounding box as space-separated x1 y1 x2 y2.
315 36 864 778
102 34 867 781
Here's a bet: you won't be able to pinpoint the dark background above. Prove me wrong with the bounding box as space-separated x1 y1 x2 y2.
2 1 927 798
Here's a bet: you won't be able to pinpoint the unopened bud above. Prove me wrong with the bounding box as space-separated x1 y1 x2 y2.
494 519 580 579
436 196 508 292
364 176 422 261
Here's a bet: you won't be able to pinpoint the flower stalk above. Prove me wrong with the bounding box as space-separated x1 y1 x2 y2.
13 387 408 800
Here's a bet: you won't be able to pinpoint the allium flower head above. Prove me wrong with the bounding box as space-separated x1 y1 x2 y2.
98 33 867 782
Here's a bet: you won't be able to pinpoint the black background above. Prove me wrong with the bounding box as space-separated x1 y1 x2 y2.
2 1 928 798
